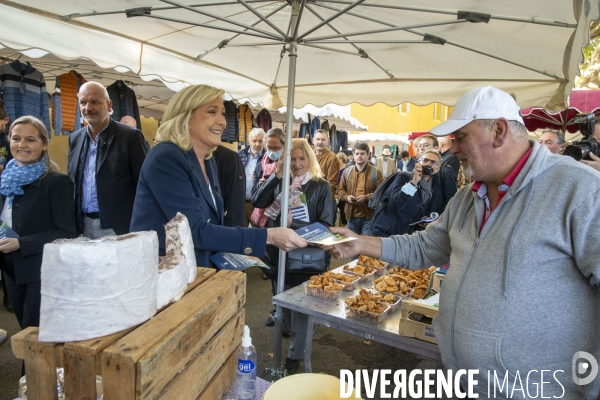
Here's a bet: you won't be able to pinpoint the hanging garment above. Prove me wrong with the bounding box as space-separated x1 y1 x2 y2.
222 100 239 143
238 104 253 143
298 123 310 139
330 124 338 153
311 116 320 136
53 70 87 135
328 124 337 150
107 80 141 128
256 108 272 131
321 119 330 132
0 60 51 131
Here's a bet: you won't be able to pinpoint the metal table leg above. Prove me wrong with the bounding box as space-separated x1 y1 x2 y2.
304 315 314 373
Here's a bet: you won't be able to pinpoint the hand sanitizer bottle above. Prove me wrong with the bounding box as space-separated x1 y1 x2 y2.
236 325 257 400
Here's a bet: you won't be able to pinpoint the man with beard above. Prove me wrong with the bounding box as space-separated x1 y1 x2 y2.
326 86 600 399
68 82 147 238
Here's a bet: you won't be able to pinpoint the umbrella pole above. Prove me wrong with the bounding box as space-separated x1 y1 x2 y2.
271 0 300 380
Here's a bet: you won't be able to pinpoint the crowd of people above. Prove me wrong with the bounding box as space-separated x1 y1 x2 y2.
0 83 599 397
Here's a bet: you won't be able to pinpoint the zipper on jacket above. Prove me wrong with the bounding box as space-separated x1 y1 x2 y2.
450 237 480 365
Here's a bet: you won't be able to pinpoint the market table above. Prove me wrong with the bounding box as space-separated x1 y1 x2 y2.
273 281 441 373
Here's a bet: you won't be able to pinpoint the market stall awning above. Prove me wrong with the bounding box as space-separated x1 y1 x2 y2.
275 104 367 131
0 1 597 109
522 89 600 132
349 132 410 145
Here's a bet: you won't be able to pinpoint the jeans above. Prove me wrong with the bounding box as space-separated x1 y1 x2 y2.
348 217 372 261
348 217 373 236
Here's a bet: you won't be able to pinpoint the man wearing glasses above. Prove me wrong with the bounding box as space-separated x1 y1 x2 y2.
371 150 443 237
417 134 457 212
538 129 564 154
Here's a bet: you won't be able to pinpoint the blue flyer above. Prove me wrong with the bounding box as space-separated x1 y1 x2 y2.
210 252 270 271
294 222 357 246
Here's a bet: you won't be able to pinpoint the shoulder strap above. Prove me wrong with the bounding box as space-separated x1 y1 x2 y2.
370 165 378 186
344 165 355 182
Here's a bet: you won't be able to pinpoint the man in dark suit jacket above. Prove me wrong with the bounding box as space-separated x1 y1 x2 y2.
213 145 245 227
396 150 416 172
67 82 147 238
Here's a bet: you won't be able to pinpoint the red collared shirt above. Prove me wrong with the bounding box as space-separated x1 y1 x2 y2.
471 146 533 233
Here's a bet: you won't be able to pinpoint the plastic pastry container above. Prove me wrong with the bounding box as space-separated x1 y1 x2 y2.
344 268 376 283
344 303 390 324
371 262 388 276
304 282 343 300
333 273 361 291
377 292 404 313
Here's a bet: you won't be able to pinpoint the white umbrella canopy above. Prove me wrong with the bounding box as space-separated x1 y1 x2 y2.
1 1 597 109
2 0 598 378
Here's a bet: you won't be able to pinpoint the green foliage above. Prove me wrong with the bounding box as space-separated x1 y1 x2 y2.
581 37 600 72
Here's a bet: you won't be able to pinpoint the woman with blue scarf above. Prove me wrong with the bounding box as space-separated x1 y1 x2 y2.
0 116 76 332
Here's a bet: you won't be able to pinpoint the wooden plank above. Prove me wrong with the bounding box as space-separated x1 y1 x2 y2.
102 270 244 400
64 348 97 400
136 271 246 399
24 338 59 400
101 354 136 400
156 309 244 399
11 326 40 360
195 351 237 400
184 267 216 295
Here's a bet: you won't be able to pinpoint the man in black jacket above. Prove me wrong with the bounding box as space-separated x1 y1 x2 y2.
417 134 457 212
213 145 245 227
68 82 147 238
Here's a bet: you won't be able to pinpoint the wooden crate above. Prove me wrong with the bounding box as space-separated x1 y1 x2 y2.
398 298 439 344
11 268 246 400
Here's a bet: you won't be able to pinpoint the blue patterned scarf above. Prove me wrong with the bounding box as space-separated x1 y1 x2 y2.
0 156 47 207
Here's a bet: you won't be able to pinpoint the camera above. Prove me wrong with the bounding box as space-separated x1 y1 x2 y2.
563 113 600 161
422 165 433 176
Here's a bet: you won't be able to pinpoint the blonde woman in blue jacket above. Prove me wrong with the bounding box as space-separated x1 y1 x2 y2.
130 85 305 267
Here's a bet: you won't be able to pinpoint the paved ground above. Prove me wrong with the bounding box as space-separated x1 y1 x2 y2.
0 258 439 400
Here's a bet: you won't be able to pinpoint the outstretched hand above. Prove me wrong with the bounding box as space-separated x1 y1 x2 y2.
323 227 362 259
267 227 307 252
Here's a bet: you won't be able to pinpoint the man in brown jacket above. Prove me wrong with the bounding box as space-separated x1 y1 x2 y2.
337 141 383 237
313 129 340 200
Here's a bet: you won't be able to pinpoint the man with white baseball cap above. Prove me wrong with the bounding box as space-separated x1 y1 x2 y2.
326 86 600 398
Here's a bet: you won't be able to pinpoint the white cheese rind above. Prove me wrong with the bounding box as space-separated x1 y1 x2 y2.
38 231 159 342
165 212 196 283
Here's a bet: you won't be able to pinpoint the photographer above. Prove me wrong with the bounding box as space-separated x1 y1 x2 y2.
371 150 442 237
563 113 600 172
581 120 600 172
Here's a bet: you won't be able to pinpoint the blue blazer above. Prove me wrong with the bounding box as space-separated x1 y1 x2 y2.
396 158 416 172
130 142 267 268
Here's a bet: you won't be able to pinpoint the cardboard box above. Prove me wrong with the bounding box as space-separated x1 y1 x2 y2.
398 293 439 344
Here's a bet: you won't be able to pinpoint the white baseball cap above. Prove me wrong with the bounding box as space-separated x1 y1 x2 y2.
429 86 524 137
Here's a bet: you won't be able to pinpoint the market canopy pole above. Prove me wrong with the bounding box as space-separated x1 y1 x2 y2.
270 0 302 381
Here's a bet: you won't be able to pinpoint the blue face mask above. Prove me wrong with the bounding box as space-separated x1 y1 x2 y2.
267 150 281 161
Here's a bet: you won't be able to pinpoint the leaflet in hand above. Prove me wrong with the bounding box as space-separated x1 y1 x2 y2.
210 252 270 271
294 222 357 246
0 220 19 241
408 212 439 226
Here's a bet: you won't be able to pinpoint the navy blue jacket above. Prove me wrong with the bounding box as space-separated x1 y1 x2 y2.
370 172 423 237
396 158 416 172
130 142 267 268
